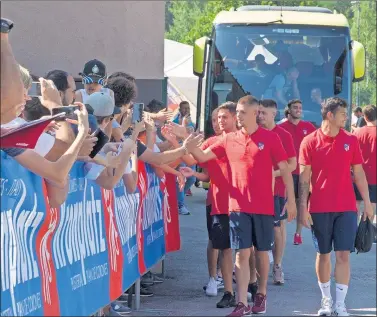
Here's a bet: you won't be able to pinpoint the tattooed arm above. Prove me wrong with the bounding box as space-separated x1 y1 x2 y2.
299 164 312 228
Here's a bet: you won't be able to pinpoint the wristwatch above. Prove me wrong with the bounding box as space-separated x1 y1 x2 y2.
1 18 14 34
182 146 189 155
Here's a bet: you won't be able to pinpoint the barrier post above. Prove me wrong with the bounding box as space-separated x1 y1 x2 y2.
134 278 141 310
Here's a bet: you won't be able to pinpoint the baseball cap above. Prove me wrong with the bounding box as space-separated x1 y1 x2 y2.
80 59 107 85
85 92 120 117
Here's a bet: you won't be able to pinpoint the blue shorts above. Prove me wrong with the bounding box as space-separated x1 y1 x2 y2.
229 212 274 251
311 212 358 254
274 196 288 227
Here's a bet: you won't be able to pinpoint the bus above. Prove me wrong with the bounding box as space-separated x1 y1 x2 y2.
192 5 366 137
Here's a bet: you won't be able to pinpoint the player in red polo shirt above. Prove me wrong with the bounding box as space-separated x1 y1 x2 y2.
258 99 297 285
299 97 374 316
185 95 297 316
353 105 377 224
279 99 316 245
181 102 238 308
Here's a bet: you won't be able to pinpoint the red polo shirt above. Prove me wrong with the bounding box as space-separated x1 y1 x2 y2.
353 126 377 185
210 128 288 215
280 120 316 174
201 135 230 216
272 125 296 198
299 128 363 213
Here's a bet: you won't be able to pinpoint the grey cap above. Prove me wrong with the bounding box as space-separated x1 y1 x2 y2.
85 92 117 117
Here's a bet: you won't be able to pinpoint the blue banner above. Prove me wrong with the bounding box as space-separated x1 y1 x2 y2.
0 152 166 316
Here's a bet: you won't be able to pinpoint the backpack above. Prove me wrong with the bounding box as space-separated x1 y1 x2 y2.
354 217 374 254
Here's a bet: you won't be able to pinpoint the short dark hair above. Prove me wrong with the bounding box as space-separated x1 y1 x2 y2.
284 107 289 118
218 101 236 115
321 97 347 120
238 95 259 107
105 76 137 107
260 99 277 109
179 101 189 108
108 71 135 82
95 115 113 125
45 70 70 92
353 106 362 113
363 105 376 122
147 99 165 114
287 99 302 109
23 97 51 121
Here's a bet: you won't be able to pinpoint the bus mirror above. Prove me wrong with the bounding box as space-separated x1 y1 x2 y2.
352 40 366 82
193 37 209 77
333 48 346 95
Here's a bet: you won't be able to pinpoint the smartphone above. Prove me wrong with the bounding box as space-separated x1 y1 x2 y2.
51 105 80 119
132 103 144 123
89 128 109 158
29 82 41 97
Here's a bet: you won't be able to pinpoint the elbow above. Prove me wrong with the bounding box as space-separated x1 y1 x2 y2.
126 185 137 194
49 194 67 208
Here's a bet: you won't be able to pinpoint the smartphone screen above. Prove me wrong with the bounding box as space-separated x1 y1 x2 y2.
89 129 109 158
132 103 144 123
29 82 41 97
51 105 80 118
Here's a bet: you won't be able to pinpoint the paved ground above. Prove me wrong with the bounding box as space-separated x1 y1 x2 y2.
134 187 376 316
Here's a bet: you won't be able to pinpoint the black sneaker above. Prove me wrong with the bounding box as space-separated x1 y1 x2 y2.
216 291 236 308
247 282 258 303
125 286 154 297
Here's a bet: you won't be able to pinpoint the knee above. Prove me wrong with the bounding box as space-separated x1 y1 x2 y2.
335 251 349 264
236 249 251 263
318 253 331 264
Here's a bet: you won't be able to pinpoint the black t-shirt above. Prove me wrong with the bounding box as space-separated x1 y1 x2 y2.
136 140 147 158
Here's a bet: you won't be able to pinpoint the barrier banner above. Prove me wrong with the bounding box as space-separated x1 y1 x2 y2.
164 173 181 253
0 152 171 316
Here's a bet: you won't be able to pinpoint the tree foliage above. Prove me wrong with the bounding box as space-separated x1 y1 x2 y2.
166 0 376 105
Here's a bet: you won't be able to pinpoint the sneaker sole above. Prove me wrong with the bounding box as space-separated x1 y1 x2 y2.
206 292 218 297
273 281 284 285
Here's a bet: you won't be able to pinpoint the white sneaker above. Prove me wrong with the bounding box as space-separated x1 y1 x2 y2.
205 277 218 297
318 297 333 316
216 276 224 290
333 302 349 316
178 206 190 215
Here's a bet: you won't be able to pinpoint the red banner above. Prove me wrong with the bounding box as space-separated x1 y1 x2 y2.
163 173 181 253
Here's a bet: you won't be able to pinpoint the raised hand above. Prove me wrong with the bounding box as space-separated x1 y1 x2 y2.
183 133 203 152
166 122 189 139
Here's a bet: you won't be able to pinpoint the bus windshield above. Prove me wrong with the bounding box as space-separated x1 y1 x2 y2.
207 25 350 128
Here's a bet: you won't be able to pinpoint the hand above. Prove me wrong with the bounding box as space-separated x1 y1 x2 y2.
122 138 137 153
73 102 90 135
177 172 186 192
105 151 122 168
154 109 174 122
39 77 62 108
179 166 195 178
143 112 155 132
282 199 297 223
182 115 192 127
166 122 189 139
43 120 61 134
78 136 98 157
102 142 119 154
120 110 132 132
161 126 178 145
183 133 203 152
133 119 145 136
299 204 313 229
363 201 375 221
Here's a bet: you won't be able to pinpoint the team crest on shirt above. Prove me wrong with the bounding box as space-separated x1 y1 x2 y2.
92 64 99 73
258 142 264 150
344 143 350 152
303 129 308 135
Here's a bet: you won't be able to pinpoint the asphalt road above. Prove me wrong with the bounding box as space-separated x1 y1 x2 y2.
134 187 376 316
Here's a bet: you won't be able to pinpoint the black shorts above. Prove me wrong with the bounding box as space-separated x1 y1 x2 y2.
311 211 358 254
292 174 299 199
229 212 274 251
206 205 230 250
354 183 377 204
274 196 288 227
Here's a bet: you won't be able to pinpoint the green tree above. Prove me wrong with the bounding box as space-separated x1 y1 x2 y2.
351 1 376 105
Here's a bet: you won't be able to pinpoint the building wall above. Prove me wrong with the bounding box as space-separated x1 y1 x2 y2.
2 1 165 102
